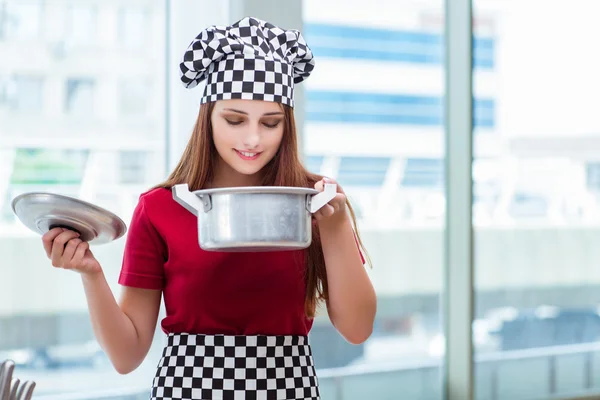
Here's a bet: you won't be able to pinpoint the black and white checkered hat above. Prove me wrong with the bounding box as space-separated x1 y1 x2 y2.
180 17 315 108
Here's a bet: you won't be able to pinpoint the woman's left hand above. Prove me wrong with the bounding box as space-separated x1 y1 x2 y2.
313 177 347 222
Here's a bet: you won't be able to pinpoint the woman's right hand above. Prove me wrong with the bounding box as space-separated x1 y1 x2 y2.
42 228 102 275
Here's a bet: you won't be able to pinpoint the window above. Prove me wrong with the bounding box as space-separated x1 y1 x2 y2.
10 148 88 185
0 75 44 112
0 1 42 40
306 90 494 127
401 158 444 188
336 156 390 187
65 3 97 45
0 1 169 397
304 22 494 68
119 151 147 184
303 1 446 398
586 163 600 192
65 78 95 116
118 6 149 49
472 0 600 398
305 155 324 174
118 79 151 117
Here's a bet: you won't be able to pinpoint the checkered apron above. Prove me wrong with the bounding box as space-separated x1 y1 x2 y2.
151 333 320 400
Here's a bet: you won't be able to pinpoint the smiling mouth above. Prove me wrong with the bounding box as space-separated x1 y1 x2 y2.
234 149 261 160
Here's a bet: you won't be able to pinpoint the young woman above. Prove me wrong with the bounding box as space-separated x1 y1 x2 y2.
41 17 376 399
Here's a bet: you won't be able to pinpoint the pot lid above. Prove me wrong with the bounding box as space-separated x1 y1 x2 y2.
11 192 127 245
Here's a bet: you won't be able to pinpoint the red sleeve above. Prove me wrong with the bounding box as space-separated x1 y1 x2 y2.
118 196 166 290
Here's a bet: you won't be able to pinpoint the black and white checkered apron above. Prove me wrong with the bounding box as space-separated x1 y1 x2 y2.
151 333 320 400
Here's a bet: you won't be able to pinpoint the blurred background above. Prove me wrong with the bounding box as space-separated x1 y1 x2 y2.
2 0 600 399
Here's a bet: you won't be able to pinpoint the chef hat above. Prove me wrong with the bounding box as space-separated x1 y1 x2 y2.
179 16 315 108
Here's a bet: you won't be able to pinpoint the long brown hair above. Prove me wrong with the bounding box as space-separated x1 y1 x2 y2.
155 101 371 318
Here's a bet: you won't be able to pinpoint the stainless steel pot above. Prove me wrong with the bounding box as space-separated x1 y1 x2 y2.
172 183 338 251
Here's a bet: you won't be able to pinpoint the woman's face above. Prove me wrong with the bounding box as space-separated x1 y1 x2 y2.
211 99 285 177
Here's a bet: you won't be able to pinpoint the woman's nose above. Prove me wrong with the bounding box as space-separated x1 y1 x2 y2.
242 125 260 149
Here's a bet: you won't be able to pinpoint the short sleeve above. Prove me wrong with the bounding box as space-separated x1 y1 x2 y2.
118 196 166 290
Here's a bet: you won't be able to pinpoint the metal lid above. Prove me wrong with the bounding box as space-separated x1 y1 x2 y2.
11 192 127 245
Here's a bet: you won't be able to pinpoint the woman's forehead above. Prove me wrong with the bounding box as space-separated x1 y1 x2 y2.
214 99 283 115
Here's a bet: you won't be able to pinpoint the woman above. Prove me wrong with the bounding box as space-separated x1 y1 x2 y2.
41 17 376 399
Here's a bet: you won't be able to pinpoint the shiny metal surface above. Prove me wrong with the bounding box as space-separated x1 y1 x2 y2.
193 186 319 196
200 191 312 251
9 378 19 400
11 192 127 245
172 184 337 251
0 360 14 400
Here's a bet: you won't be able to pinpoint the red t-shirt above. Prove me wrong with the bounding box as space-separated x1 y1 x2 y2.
118 187 315 336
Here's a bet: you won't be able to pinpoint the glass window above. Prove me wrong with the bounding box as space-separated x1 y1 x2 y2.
0 1 42 40
2 149 89 224
0 1 168 397
0 75 44 112
119 151 148 184
401 158 444 188
586 163 600 192
306 91 445 126
305 155 324 174
118 6 149 49
303 0 445 398
472 0 600 399
118 79 151 117
336 156 390 187
65 78 95 116
10 148 88 185
65 3 97 45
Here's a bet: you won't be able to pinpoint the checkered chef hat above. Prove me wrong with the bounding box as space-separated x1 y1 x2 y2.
179 17 315 108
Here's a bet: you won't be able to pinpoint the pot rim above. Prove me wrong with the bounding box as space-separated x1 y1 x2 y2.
191 186 319 196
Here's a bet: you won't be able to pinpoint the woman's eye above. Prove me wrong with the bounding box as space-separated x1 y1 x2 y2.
225 119 243 126
263 121 281 129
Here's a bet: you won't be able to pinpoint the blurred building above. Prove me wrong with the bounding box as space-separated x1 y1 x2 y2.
0 0 166 225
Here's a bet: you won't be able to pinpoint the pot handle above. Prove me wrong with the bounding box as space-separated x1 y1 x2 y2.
172 184 208 216
309 183 338 213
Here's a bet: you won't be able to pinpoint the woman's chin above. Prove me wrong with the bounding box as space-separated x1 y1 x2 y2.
231 164 265 178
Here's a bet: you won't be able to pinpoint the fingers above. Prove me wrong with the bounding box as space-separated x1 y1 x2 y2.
313 192 346 220
69 242 89 269
314 177 337 190
42 227 65 257
62 238 82 265
313 204 335 220
314 179 324 191
50 230 80 267
42 227 96 273
314 177 344 194
328 193 346 213
313 177 347 222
